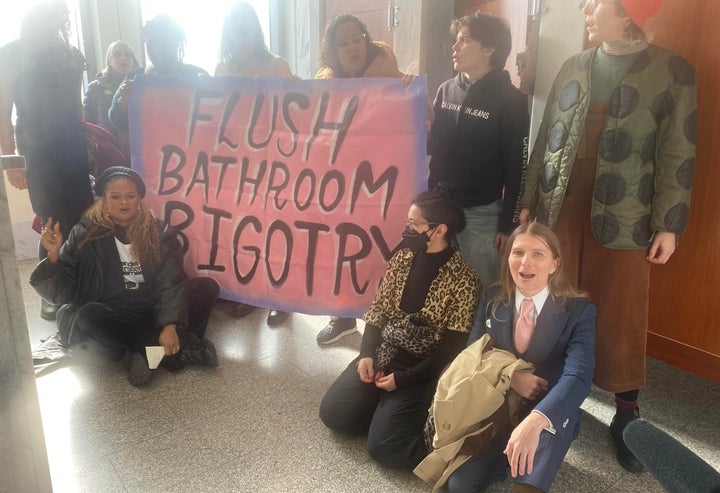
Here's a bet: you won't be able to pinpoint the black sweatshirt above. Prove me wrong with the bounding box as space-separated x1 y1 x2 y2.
428 69 529 234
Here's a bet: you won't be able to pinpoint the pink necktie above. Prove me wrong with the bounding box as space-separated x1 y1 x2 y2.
515 298 535 354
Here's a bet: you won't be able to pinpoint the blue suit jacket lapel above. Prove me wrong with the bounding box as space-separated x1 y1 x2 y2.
525 297 570 362
487 297 515 352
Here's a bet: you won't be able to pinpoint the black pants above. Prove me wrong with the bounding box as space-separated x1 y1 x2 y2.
319 357 434 470
63 277 218 354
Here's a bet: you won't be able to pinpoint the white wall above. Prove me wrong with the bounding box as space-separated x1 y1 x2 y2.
529 0 586 152
3 176 33 221
280 0 323 79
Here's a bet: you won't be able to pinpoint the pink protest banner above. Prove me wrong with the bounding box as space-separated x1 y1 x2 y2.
130 75 427 317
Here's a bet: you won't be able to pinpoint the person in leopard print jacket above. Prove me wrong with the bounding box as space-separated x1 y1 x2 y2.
319 185 481 470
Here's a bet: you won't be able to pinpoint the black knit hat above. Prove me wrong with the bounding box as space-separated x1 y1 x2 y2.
95 166 146 198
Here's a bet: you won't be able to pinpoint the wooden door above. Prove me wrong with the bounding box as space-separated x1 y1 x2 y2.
640 1 720 381
323 0 395 48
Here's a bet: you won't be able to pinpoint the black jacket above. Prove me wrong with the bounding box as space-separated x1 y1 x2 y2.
428 69 529 234
30 218 189 342
83 70 125 133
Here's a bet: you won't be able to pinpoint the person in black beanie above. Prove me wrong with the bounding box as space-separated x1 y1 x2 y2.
30 166 220 386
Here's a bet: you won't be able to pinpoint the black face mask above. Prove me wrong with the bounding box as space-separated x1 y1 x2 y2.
402 224 436 253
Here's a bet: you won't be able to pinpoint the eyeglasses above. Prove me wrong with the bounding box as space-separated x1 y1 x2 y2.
336 33 366 49
406 218 438 229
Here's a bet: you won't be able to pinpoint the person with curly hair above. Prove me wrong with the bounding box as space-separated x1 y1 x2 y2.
316 13 403 80
319 186 481 470
30 167 219 386
315 13 407 345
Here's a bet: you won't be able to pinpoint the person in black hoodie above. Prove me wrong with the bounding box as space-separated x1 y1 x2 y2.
428 11 529 288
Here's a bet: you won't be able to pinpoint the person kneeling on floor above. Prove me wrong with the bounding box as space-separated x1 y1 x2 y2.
30 166 219 386
319 185 481 469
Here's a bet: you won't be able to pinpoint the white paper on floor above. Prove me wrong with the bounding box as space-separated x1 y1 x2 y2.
145 346 165 369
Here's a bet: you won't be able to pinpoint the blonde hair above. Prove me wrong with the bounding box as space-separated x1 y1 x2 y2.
490 222 588 316
103 40 139 74
81 192 160 273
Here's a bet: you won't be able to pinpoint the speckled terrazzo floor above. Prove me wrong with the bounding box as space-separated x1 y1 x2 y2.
13 258 720 493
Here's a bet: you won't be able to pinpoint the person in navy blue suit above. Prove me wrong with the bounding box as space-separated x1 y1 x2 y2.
448 222 596 493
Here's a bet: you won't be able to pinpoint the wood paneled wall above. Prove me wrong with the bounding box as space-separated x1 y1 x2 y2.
642 1 720 381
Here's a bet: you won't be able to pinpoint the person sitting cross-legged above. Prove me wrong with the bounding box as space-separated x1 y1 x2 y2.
30 166 219 386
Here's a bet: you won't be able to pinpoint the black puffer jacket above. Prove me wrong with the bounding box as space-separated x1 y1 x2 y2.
30 218 189 343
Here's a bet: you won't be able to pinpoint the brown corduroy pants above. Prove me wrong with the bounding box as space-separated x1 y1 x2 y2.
552 102 649 393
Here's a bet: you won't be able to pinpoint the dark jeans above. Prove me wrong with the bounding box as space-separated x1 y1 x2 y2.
319 357 434 470
64 277 218 354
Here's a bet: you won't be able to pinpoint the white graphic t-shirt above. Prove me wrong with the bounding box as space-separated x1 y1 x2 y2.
115 238 145 284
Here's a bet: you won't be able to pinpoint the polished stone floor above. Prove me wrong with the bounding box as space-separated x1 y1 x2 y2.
16 259 720 492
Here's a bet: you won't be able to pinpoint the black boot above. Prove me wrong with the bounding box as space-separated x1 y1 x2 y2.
610 408 644 473
41 299 59 321
168 339 219 371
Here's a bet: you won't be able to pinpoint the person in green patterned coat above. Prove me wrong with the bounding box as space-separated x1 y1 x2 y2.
518 0 697 475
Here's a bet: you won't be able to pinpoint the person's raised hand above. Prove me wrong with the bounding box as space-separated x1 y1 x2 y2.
115 79 134 111
40 217 63 263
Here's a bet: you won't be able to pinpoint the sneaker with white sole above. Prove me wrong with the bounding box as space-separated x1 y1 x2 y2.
317 317 358 345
